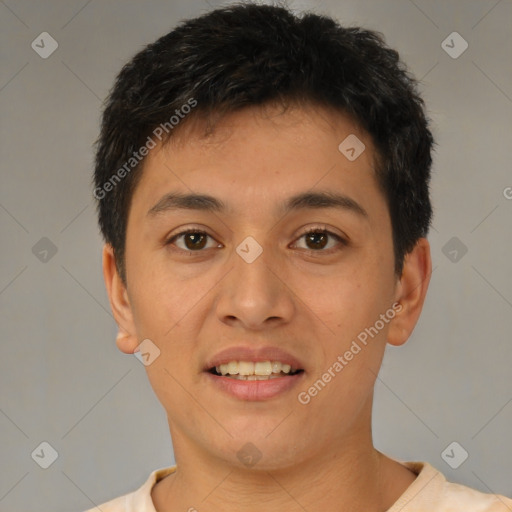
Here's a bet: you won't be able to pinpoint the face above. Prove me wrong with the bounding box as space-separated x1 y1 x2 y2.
114 104 409 470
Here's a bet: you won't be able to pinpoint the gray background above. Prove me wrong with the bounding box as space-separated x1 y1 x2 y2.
1 0 511 510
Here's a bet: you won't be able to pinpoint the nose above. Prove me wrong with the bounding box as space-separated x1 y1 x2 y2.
214 241 296 331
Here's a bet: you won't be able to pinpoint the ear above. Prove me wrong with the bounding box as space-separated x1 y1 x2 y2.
102 244 139 354
387 238 432 347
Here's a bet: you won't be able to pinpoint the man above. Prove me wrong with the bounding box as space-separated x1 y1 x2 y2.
89 3 512 511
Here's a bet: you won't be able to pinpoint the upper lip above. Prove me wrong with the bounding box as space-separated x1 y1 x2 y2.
204 346 305 371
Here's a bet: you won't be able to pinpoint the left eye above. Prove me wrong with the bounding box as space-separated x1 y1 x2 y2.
293 229 346 252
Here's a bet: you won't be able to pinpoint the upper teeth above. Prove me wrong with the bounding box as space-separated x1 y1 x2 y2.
216 361 293 376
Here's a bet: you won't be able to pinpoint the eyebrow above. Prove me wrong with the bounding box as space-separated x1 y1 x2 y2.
147 190 368 218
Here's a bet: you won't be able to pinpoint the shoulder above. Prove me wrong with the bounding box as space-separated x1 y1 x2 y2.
439 478 512 511
390 461 512 512
83 466 177 512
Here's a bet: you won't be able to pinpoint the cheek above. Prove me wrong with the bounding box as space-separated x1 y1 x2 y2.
305 263 390 336
127 255 186 335
126 259 211 378
302 259 395 395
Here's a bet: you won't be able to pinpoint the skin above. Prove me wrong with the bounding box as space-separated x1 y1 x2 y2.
103 103 431 512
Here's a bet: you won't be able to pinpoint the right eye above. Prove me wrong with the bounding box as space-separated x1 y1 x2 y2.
165 229 222 253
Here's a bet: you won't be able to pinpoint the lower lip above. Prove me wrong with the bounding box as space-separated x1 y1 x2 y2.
204 372 304 401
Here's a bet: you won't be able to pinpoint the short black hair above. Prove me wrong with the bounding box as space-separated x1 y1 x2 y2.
93 2 434 284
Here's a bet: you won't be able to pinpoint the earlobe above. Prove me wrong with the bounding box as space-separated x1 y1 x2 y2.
387 238 432 347
116 327 137 354
102 244 139 354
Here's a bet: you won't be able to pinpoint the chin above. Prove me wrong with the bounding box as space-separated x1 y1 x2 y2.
217 433 309 472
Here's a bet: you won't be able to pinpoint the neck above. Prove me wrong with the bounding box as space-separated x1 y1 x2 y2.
152 423 417 512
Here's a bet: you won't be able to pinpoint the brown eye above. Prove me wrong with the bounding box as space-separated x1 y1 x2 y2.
294 228 347 253
182 232 207 250
305 231 329 250
166 229 218 252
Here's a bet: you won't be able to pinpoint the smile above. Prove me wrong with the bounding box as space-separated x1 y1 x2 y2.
209 360 303 380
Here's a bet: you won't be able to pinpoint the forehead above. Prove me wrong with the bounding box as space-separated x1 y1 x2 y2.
129 104 385 223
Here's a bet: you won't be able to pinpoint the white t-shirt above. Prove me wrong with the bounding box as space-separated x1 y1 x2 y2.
86 461 512 511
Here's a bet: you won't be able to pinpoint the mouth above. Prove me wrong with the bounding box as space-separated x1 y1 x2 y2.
203 346 306 400
207 360 304 380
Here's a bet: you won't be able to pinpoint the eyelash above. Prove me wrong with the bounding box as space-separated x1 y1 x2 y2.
165 226 347 256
